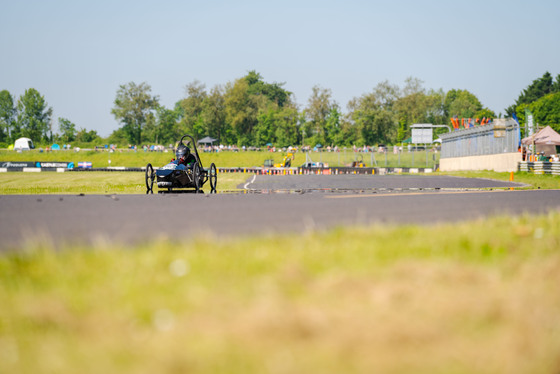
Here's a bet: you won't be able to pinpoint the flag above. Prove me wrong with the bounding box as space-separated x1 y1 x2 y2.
525 109 534 137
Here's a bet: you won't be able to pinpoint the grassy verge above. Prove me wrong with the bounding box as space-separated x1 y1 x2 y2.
0 172 249 194
0 149 307 168
1 212 559 374
439 170 560 190
1 149 441 168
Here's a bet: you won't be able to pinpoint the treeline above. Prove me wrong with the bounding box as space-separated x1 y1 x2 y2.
108 71 497 147
0 88 100 146
2 71 559 148
506 72 560 130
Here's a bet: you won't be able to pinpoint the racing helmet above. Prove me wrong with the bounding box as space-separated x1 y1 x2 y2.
176 144 190 162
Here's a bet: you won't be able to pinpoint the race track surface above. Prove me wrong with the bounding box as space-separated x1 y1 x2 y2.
1 175 558 250
243 174 527 191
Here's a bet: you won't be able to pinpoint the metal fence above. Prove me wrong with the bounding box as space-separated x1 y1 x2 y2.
440 119 520 158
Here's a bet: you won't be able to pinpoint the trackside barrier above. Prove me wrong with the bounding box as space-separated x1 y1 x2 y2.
1 166 435 174
216 167 435 175
519 161 560 175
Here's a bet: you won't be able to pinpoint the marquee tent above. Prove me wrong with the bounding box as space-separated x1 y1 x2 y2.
197 136 217 145
522 126 560 155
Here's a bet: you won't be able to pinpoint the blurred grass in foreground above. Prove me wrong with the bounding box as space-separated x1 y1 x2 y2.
1 212 559 374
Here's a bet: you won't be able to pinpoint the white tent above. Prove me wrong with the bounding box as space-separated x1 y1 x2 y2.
14 137 34 151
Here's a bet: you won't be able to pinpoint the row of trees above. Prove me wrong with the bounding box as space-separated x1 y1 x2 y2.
0 89 100 145
2 71 559 148
109 71 497 147
0 88 53 144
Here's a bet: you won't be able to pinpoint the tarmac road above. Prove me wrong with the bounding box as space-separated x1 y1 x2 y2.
1 175 558 250
243 174 527 191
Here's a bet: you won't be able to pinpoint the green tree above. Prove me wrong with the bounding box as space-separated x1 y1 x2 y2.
444 89 482 118
274 106 299 147
245 70 291 107
473 108 496 120
58 117 76 142
178 80 208 140
111 82 159 145
0 90 16 142
222 71 294 146
140 111 157 143
201 85 229 143
154 106 180 145
305 85 336 146
348 85 398 146
16 88 53 142
506 72 559 116
107 128 129 146
553 74 560 93
424 89 446 124
531 92 560 133
394 77 429 142
224 78 260 145
75 128 99 143
324 106 342 146
255 106 276 146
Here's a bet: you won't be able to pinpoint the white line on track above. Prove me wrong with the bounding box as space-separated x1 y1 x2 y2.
244 174 257 190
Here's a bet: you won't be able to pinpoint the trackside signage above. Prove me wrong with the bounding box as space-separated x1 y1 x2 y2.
36 162 74 169
1 162 36 168
1 161 74 169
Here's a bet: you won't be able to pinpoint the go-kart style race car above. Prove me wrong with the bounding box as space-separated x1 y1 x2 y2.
145 134 217 194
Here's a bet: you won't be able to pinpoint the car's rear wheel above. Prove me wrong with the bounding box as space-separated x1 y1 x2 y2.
209 163 217 193
145 163 155 194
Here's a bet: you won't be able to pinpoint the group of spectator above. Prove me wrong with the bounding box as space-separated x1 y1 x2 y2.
521 146 560 162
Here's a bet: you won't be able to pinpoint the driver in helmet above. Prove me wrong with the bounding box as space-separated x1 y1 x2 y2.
174 144 196 168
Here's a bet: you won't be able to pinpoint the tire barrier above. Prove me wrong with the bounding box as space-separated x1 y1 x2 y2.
519 161 560 176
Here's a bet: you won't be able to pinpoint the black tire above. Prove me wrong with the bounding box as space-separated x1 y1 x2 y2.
209 163 217 193
193 162 201 193
145 163 155 194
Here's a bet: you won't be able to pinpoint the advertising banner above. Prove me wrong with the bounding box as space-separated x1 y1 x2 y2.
0 161 37 169
0 161 74 169
35 162 74 169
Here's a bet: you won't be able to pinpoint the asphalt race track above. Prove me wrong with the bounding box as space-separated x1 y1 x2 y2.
1 175 559 250
243 174 527 191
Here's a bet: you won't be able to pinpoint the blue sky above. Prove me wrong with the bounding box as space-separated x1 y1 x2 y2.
1 0 559 137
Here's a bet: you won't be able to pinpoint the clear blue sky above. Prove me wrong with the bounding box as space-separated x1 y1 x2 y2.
2 0 559 137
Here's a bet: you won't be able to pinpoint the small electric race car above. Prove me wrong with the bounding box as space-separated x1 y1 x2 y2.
145 134 217 194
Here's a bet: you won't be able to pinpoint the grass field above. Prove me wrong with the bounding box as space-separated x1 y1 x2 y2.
1 212 559 374
0 148 439 168
0 172 248 194
0 149 305 168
